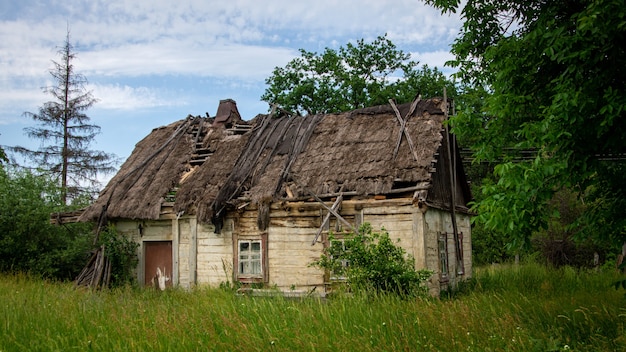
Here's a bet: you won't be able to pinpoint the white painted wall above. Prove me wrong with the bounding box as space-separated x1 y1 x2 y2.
113 199 471 296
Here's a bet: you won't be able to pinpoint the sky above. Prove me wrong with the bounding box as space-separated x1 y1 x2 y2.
0 0 462 172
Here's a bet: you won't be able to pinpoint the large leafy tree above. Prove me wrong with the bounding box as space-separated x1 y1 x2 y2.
262 34 457 115
0 166 93 279
13 31 115 204
424 1 626 248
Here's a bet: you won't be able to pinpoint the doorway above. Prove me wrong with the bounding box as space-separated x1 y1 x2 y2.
144 241 173 289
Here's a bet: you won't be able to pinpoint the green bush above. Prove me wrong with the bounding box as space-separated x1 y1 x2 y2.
98 226 139 287
0 167 93 279
313 223 432 297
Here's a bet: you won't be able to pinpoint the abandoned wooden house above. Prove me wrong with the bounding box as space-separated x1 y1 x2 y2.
78 97 473 296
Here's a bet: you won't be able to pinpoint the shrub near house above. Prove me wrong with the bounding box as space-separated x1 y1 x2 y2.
313 224 433 296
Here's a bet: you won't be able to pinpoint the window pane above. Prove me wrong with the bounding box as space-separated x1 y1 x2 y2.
238 240 262 276
251 261 261 275
439 233 448 276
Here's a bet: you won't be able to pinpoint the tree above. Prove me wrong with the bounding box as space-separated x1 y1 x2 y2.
0 145 6 166
262 34 457 115
13 30 115 204
0 166 93 279
424 1 626 249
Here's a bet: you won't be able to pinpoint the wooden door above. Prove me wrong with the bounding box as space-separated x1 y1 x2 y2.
144 241 173 289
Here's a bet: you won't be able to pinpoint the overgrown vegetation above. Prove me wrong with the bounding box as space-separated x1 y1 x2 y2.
471 187 620 267
0 31 118 283
312 224 432 297
98 226 139 287
424 0 626 252
1 263 624 351
0 166 93 280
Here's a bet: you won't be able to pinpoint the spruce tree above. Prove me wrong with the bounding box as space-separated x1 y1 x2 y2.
14 30 115 204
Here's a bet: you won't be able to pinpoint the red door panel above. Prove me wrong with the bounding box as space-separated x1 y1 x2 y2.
144 241 173 289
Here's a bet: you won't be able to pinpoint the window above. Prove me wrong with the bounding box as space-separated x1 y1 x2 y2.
457 232 465 275
329 239 350 280
438 232 449 282
233 232 268 284
238 240 262 277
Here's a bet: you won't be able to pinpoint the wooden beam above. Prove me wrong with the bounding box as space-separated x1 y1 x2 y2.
443 88 464 275
387 184 430 194
311 194 343 245
281 191 358 201
390 96 421 161
289 175 356 234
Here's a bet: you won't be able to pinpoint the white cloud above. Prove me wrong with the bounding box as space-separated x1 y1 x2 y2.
2 0 462 81
90 84 183 110
0 85 48 125
411 50 456 73
1 0 463 160
80 42 297 80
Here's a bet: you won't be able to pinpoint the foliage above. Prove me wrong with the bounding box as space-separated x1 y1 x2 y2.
462 156 519 265
2 264 625 351
98 225 139 287
262 34 458 115
424 0 626 250
531 189 616 268
471 222 516 265
0 167 93 279
472 186 618 266
576 163 626 248
312 223 432 297
0 145 7 165
11 30 116 204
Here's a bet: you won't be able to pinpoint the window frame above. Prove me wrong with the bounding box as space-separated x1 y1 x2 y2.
233 232 268 284
438 232 449 283
238 239 263 278
457 232 465 275
328 237 350 281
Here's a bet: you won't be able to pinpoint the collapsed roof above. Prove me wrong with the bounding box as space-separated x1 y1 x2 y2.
79 97 471 224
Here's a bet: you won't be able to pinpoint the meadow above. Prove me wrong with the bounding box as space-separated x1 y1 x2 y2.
1 263 625 351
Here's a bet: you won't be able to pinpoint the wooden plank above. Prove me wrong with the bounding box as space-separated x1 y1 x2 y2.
387 184 430 194
266 227 318 239
172 218 180 286
270 218 320 228
269 208 323 218
280 191 358 202
312 195 342 245
189 217 198 286
289 176 356 233
363 214 415 223
389 97 421 161
268 197 413 210
362 206 415 215
285 184 294 198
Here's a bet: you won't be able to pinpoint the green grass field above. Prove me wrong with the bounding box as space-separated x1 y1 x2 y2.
1 263 625 351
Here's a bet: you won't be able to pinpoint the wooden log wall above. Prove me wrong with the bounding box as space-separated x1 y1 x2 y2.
110 197 472 296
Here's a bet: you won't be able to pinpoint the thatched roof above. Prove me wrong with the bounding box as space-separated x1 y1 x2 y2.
80 97 471 224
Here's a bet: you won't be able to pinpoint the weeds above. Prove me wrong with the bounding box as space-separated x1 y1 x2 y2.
1 265 624 351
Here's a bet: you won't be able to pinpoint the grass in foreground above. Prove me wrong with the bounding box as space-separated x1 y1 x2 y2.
1 263 625 351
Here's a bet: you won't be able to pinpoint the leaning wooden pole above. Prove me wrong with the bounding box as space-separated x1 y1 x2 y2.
443 88 463 276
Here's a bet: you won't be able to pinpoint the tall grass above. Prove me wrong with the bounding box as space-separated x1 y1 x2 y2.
1 264 625 351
